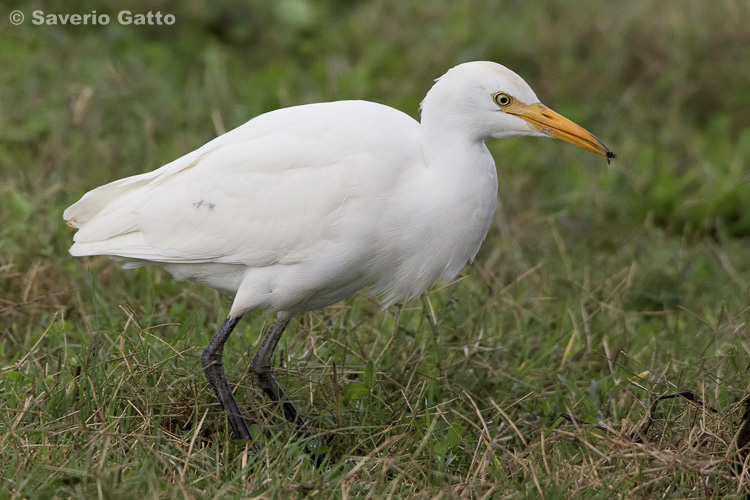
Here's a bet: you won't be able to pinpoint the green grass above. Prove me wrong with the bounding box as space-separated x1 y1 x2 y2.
3 0 750 497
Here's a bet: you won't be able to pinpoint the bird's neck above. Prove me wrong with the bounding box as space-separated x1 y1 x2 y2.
419 85 493 162
419 110 491 175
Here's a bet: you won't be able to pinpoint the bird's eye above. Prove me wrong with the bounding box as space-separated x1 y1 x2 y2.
493 92 512 107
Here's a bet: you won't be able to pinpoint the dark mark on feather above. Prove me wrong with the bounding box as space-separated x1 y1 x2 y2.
193 200 216 210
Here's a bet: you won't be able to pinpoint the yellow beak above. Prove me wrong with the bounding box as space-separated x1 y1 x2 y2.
505 102 615 160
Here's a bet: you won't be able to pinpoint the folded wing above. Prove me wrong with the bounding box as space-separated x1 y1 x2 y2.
65 101 421 274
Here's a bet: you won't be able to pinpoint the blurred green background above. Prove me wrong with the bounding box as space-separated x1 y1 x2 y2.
3 0 750 498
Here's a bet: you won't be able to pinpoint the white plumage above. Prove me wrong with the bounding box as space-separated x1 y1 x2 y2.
65 61 613 442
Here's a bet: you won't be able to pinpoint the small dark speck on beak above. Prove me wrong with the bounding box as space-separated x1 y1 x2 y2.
606 150 616 165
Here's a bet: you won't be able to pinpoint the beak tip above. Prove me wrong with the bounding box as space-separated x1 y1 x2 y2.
605 150 616 165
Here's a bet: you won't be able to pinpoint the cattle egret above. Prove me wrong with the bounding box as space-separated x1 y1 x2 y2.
64 61 614 443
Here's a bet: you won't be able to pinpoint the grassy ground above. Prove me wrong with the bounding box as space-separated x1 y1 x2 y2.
3 0 750 498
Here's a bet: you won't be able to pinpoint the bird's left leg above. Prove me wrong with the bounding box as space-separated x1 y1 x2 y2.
250 314 307 428
201 315 256 442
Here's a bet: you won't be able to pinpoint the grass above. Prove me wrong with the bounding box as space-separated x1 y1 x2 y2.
2 0 750 497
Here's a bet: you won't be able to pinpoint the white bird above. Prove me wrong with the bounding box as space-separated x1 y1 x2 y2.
64 61 614 443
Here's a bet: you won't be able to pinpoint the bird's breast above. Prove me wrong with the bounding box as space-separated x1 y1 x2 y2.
371 151 498 304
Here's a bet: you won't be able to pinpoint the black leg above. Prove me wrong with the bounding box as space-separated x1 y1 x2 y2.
201 315 256 443
251 315 330 466
250 315 308 429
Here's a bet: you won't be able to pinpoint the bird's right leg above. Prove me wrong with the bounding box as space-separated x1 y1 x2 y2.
252 314 329 464
201 315 255 442
250 315 308 429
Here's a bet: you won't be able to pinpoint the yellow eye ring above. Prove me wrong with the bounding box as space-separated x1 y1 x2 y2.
493 92 512 107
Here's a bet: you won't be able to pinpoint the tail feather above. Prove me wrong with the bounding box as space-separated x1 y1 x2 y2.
63 176 151 228
64 143 207 228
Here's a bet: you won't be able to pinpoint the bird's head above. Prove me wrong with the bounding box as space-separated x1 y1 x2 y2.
421 61 614 160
